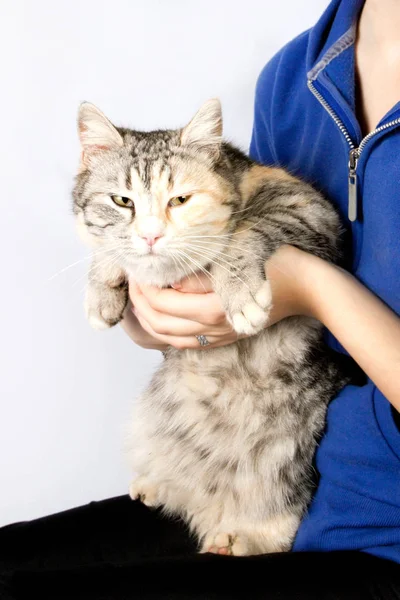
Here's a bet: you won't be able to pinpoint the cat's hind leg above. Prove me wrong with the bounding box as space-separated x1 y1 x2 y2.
201 512 301 556
201 532 248 556
129 476 162 508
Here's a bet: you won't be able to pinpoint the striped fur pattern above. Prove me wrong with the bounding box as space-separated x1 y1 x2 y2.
73 99 351 555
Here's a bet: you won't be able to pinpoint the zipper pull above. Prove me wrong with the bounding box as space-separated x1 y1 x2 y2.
348 149 359 222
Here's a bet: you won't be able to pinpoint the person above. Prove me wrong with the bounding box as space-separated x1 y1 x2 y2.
1 0 399 597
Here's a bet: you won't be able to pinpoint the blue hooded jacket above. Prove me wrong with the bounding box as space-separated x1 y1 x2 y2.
250 0 400 563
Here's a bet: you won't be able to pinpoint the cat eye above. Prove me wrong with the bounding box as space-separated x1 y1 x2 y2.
168 195 191 207
111 195 133 208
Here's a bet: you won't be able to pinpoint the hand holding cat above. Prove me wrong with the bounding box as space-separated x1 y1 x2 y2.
128 277 238 350
123 246 313 350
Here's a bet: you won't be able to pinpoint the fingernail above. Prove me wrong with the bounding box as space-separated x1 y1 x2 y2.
171 283 181 290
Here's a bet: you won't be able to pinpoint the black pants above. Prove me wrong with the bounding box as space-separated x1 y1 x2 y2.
1 496 399 600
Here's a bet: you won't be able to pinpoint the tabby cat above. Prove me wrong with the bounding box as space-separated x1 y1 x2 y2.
73 99 356 556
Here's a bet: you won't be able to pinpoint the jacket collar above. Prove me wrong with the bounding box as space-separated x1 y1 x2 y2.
306 0 366 143
306 0 400 137
306 0 365 79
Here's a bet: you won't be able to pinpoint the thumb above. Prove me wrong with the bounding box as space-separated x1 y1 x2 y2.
172 271 213 294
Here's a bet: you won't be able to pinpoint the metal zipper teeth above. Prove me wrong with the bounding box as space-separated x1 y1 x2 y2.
307 80 354 149
358 117 400 155
308 80 400 158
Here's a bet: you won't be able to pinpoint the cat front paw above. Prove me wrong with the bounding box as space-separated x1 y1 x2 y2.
85 282 128 330
227 280 272 336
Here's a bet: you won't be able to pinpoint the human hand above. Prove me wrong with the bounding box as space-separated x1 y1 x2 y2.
121 245 315 351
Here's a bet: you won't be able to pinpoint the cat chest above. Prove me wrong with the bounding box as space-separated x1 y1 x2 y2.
150 366 290 448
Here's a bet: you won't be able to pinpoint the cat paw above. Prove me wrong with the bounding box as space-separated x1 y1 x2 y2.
227 280 272 336
201 532 249 556
129 477 160 508
87 312 111 331
85 283 128 330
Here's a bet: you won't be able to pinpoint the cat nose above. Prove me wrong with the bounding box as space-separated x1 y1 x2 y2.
141 234 163 247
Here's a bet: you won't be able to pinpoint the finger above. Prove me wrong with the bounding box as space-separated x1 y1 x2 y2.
132 288 231 337
120 309 168 350
135 308 244 350
134 310 224 350
135 283 225 326
172 272 213 294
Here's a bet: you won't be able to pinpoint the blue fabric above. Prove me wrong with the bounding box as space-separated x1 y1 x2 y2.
250 0 400 564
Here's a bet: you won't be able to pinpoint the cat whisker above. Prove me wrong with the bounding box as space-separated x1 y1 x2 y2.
170 251 201 284
183 247 253 293
174 249 217 286
171 252 210 293
171 253 192 282
47 255 93 282
168 253 184 279
184 229 328 259
182 244 255 287
228 205 253 215
172 249 215 289
48 242 132 282
75 245 131 295
71 247 128 289
177 244 250 289
183 239 266 264
182 216 270 239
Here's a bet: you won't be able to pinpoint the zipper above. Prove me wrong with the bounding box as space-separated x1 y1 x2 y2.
308 80 400 222
348 148 358 222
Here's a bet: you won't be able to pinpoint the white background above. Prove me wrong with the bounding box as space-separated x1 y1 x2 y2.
0 0 329 526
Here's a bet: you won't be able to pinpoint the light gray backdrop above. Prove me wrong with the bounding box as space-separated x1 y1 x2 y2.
0 0 329 525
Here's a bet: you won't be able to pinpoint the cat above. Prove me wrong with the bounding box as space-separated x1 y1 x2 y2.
73 99 359 556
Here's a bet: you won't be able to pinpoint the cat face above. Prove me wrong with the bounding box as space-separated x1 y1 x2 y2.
73 100 237 285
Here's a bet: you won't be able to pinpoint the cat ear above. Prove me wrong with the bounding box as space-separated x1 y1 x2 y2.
77 102 123 167
181 98 222 159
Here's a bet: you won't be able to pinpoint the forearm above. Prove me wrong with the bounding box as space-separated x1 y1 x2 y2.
303 253 400 411
121 247 400 405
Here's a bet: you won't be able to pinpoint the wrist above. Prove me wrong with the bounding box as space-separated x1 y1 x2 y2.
266 246 327 322
297 251 351 324
291 249 326 320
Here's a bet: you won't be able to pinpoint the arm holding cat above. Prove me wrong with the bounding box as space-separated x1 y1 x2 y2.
122 244 400 412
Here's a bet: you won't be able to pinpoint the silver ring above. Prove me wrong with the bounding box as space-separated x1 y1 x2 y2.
196 334 210 347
